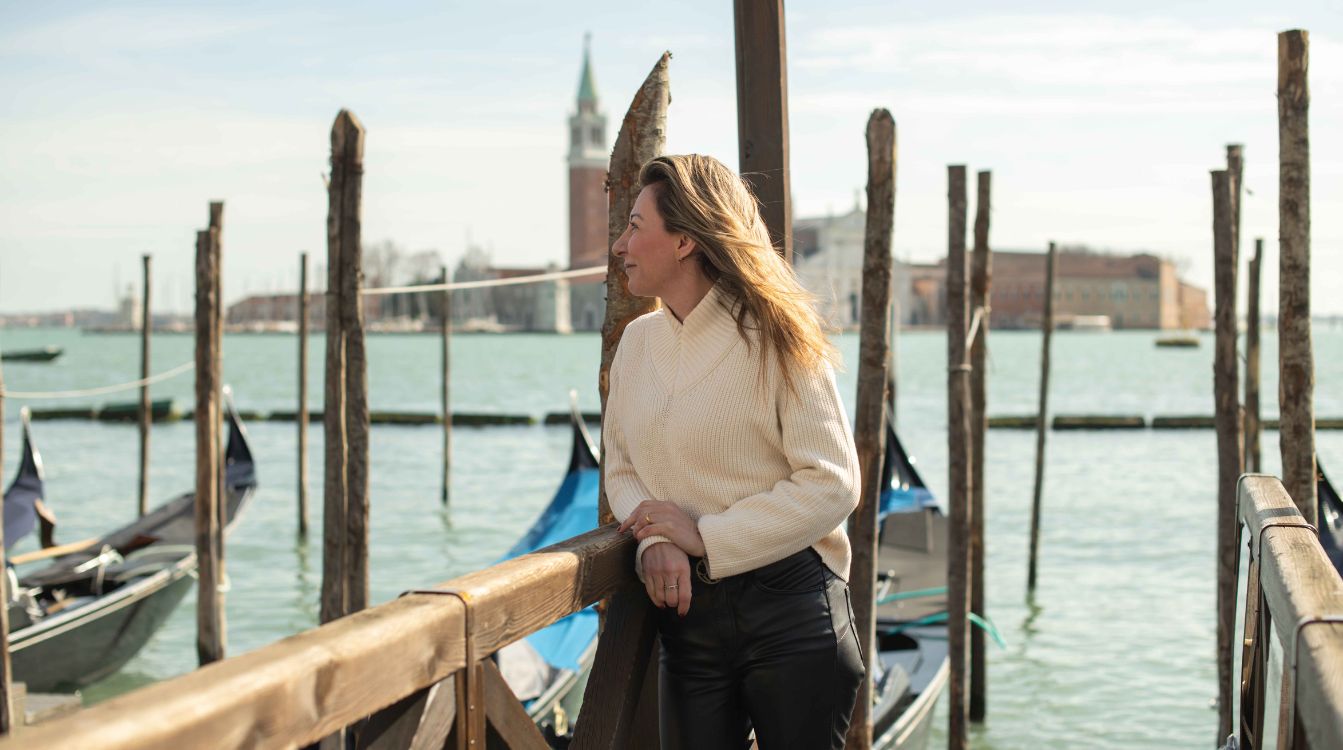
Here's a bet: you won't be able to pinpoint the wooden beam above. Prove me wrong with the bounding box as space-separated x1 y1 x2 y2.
571 590 661 750
599 53 670 523
969 170 992 723
844 108 895 750
1027 243 1057 593
1212 168 1244 742
480 659 550 750
138 253 152 517
298 252 309 536
733 0 792 262
1244 238 1263 473
1277 29 1315 525
945 164 971 750
195 227 224 666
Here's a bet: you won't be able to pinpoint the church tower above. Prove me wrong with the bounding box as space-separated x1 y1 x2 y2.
567 34 609 272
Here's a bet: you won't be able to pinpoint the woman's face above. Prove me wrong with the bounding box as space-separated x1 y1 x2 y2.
613 185 692 299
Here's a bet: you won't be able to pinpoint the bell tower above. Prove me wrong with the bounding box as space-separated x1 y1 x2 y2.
568 34 609 271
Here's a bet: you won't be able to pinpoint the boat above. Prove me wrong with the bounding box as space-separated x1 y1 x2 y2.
2 346 63 363
871 419 950 750
1318 461 1343 576
1156 334 1200 348
493 394 601 740
5 395 259 692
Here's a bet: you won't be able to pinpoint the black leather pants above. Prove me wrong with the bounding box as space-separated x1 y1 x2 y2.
654 548 865 750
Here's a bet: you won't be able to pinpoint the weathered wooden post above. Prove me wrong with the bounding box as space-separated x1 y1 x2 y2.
440 264 451 507
1278 29 1315 525
946 164 971 750
1212 169 1243 742
195 226 224 665
969 169 992 723
887 297 899 425
1027 242 1057 593
139 254 152 517
0 355 12 735
297 251 310 537
845 108 895 750
1245 238 1263 472
1227 145 1243 259
733 0 792 262
321 110 370 625
573 54 670 750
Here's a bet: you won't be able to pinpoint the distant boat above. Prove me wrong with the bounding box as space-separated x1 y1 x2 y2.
2 347 63 363
5 397 258 692
1156 334 1201 348
1058 315 1111 332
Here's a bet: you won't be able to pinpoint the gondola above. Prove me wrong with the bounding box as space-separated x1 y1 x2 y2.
5 395 258 692
871 420 950 750
1318 461 1343 576
1 346 63 363
493 395 601 740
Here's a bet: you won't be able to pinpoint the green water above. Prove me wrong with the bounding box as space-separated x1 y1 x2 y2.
2 325 1341 748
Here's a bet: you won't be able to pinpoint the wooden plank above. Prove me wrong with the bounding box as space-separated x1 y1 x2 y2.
298 251 309 536
599 53 669 524
1244 238 1263 473
480 659 550 750
409 679 457 750
571 590 660 750
1027 243 1057 593
1278 29 1315 525
945 164 971 750
733 0 791 262
1212 168 1243 742
0 593 469 750
195 228 224 666
454 662 484 750
138 253 151 517
969 169 992 723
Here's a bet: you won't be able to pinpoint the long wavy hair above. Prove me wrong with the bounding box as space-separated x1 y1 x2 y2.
638 154 837 393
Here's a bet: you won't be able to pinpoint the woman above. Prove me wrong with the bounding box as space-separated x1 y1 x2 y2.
605 154 865 750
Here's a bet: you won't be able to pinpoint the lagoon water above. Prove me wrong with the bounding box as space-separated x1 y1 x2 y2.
2 325 1341 748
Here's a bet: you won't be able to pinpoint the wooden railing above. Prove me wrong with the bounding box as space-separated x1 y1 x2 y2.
1234 475 1343 749
0 526 652 750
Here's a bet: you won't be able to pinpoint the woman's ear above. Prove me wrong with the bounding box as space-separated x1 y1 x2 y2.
676 234 698 263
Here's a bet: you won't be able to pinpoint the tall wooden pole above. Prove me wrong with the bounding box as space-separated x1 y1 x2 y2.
598 54 670 525
887 297 899 426
297 252 310 537
1027 243 1057 593
1227 145 1243 263
945 164 971 750
969 170 992 723
0 355 12 735
1278 29 1315 525
321 109 369 624
138 254 152 517
845 109 895 750
209 203 226 591
195 227 224 665
1245 238 1263 472
1212 169 1244 743
733 0 792 263
441 265 451 507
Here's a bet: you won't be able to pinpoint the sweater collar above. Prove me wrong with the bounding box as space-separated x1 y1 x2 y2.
648 283 744 393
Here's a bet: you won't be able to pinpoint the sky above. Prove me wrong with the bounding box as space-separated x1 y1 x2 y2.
1 1 1341 314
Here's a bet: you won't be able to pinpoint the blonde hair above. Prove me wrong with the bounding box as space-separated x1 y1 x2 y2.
638 154 837 393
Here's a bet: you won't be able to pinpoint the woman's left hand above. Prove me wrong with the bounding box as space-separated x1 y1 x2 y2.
619 500 707 558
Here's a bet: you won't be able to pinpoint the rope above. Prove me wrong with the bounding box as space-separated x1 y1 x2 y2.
0 361 194 399
361 265 607 297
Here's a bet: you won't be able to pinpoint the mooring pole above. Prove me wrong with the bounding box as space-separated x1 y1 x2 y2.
946 164 971 750
1244 238 1262 473
195 226 224 665
969 169 992 723
0 355 12 736
1212 169 1243 743
139 254 152 517
1027 242 1057 593
1278 29 1315 525
845 108 895 750
441 264 452 507
733 0 792 263
297 251 310 537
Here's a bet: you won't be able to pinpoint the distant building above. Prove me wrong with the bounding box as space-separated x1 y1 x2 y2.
566 35 610 332
450 246 572 333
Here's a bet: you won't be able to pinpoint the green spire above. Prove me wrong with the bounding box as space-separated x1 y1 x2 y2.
577 33 598 104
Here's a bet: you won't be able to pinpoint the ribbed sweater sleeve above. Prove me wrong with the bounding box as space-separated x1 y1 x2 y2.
695 361 861 579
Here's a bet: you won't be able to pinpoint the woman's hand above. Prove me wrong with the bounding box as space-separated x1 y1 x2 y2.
640 542 693 616
619 500 708 558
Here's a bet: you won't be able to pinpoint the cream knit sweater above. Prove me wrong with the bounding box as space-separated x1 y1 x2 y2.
603 284 861 581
